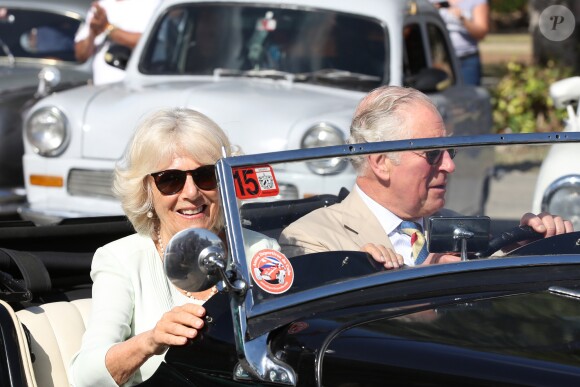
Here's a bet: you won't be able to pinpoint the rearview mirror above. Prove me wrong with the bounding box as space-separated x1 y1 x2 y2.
427 216 490 260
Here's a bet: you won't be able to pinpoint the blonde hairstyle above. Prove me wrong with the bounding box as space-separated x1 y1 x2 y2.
348 85 438 173
113 107 238 237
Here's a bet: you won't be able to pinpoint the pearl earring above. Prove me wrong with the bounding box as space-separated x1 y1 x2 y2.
147 211 154 218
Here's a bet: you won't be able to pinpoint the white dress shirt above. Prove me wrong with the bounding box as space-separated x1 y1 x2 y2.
355 184 424 266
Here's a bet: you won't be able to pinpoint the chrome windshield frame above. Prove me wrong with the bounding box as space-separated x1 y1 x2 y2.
215 132 580 385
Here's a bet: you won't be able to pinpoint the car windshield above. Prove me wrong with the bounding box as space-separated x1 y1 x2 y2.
0 7 81 62
209 135 580 330
140 4 387 90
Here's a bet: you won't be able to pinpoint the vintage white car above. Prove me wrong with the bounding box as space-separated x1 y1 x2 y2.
532 76 580 230
21 0 493 224
0 0 92 218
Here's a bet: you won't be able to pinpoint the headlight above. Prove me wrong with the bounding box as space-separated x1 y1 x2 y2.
542 175 580 231
26 106 69 156
300 123 348 175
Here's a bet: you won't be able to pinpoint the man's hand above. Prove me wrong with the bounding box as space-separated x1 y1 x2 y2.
360 243 404 270
422 253 460 265
520 212 573 237
89 2 109 35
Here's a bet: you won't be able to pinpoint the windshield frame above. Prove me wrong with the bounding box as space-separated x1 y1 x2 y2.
215 132 580 384
218 132 580 322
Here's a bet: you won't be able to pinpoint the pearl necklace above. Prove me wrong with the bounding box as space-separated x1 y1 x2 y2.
156 227 217 302
156 227 165 257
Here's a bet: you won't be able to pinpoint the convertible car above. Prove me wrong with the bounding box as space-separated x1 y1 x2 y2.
1 133 580 387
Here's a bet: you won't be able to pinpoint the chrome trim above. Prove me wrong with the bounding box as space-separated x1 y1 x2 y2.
67 169 115 199
301 122 348 175
25 106 70 157
541 174 580 212
549 286 580 299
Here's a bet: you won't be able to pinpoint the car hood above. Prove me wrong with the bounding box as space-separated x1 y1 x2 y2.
82 78 362 159
0 65 44 96
0 62 90 97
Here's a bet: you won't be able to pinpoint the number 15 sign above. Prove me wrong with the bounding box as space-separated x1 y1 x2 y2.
233 165 280 199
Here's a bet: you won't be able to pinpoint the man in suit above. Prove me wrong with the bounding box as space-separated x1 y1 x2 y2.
279 85 572 269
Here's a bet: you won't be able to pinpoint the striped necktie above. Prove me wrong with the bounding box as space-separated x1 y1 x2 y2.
399 221 429 265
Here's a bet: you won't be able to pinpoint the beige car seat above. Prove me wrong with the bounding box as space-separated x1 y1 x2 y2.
15 299 91 387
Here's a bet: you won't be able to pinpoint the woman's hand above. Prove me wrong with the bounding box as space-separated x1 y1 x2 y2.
105 303 207 385
148 304 207 355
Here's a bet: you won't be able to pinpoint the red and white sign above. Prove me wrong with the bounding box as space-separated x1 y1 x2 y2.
233 165 279 200
250 249 294 294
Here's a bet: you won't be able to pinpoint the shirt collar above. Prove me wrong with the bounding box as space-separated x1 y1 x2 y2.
355 184 424 234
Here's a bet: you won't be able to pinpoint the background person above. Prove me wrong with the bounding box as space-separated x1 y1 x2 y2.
279 86 572 267
74 0 161 85
432 0 490 86
70 108 279 386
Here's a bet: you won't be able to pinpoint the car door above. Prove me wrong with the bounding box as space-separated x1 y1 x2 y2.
402 11 494 215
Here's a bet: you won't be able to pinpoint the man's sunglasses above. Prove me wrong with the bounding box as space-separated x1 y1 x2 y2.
415 148 457 165
150 165 217 195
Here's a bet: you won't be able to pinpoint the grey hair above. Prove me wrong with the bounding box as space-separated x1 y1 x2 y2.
113 107 239 237
348 85 438 173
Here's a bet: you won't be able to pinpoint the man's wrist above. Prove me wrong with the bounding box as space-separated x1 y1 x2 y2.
105 23 116 37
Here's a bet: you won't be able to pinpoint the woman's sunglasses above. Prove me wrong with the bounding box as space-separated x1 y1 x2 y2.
150 165 217 195
415 148 457 165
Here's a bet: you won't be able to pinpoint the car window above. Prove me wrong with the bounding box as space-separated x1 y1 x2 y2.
426 22 456 85
141 4 388 88
0 7 80 62
403 23 427 80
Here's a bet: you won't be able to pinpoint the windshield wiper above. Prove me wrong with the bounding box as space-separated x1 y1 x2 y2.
0 37 15 66
298 68 381 83
213 68 296 82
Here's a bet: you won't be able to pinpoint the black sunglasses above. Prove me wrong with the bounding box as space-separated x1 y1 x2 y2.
150 165 217 195
415 148 457 165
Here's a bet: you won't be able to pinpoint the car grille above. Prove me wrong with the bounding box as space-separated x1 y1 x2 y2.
67 169 115 199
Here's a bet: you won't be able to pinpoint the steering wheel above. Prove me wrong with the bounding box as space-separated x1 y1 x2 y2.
475 225 543 258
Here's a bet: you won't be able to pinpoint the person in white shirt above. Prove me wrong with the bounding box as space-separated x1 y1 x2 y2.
74 0 161 85
69 108 279 386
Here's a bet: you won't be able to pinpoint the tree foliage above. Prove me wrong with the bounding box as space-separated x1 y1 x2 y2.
491 61 573 133
490 0 527 14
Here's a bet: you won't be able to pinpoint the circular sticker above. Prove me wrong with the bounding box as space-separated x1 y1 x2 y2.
250 249 294 294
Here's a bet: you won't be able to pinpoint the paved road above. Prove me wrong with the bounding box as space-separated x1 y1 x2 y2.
486 168 539 219
485 166 540 234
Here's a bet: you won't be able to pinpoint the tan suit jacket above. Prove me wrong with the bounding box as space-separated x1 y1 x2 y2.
279 189 456 257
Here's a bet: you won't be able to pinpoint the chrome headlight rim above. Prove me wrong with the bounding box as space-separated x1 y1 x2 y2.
25 106 70 157
300 122 348 175
541 174 580 230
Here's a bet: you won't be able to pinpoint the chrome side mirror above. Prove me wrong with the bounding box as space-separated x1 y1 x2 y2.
164 228 224 293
